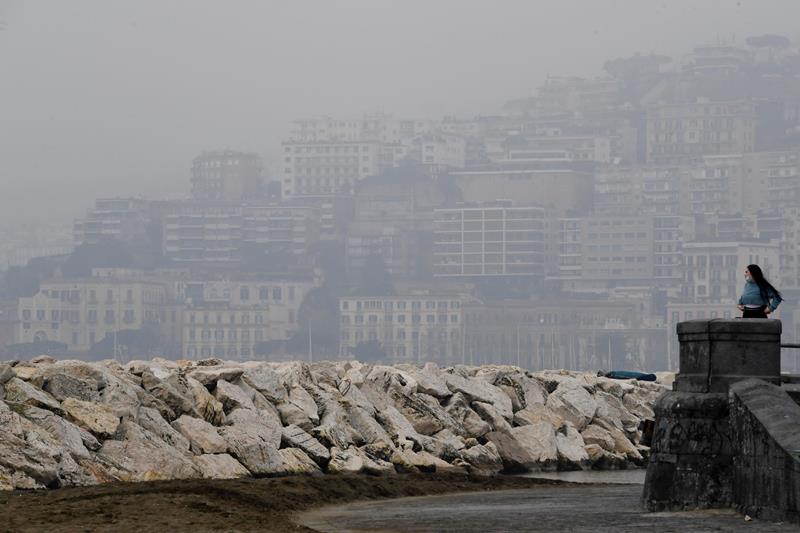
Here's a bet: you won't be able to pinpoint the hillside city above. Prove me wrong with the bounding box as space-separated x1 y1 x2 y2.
3 35 800 373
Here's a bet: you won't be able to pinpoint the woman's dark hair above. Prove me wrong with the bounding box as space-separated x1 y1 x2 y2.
747 264 782 302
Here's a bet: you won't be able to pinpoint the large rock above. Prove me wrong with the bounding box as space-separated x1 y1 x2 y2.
10 403 93 458
0 364 15 385
393 391 463 436
472 401 513 434
275 448 321 475
218 408 283 475
496 373 548 412
4 378 62 414
442 371 513 420
136 406 190 452
444 393 491 438
510 422 558 467
327 446 364 474
307 387 362 449
391 449 454 474
287 385 319 425
42 373 98 402
226 408 281 449
241 365 287 404
484 431 537 473
593 418 642 461
98 421 201 481
140 370 194 420
457 442 503 475
395 364 451 398
214 380 255 412
513 403 562 428
580 424 615 452
546 382 597 431
0 406 61 488
188 366 244 387
193 453 249 479
281 424 330 465
61 398 120 438
186 376 226 426
555 424 589 468
172 415 228 454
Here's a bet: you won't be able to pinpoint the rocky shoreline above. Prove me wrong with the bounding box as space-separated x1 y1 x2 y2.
0 356 668 490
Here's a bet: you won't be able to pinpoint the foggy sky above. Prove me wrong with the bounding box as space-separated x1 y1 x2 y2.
1 0 799 228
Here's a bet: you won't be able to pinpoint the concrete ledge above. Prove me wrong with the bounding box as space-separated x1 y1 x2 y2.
730 378 800 525
675 319 781 393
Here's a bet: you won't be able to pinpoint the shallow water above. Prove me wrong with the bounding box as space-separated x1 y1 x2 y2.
521 469 646 484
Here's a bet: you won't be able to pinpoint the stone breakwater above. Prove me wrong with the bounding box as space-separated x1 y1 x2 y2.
0 356 668 489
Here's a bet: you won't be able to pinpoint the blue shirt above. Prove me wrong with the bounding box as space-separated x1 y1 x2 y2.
738 279 782 311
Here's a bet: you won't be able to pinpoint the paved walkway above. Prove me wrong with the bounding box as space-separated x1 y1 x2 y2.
298 484 797 532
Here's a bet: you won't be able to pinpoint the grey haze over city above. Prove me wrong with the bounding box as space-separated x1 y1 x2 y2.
1 0 798 225
2 0 800 372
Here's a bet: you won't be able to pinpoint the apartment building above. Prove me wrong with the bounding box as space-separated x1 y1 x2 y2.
16 276 169 353
163 203 321 265
645 99 756 164
448 164 593 214
73 198 153 246
191 150 263 202
280 141 389 197
554 215 655 291
338 286 473 365
680 240 779 302
241 204 321 257
433 203 547 278
163 204 243 264
181 279 314 359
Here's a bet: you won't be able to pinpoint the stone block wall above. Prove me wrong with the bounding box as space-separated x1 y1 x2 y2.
729 378 800 525
643 391 732 510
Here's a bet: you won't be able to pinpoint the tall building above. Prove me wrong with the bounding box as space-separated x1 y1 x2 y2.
191 150 263 202
433 203 547 278
645 99 756 164
553 215 656 291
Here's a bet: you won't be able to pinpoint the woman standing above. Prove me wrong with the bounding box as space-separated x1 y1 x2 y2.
737 264 783 318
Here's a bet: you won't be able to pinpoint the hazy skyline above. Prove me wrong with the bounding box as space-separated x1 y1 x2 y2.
1 0 799 227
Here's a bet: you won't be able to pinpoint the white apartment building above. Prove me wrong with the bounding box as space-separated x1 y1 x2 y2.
280 141 387 197
434 204 547 277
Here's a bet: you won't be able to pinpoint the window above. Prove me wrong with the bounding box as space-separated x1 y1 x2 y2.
272 287 282 300
259 288 269 300
240 287 250 301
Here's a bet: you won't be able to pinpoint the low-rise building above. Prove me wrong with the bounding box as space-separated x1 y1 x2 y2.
338 285 474 366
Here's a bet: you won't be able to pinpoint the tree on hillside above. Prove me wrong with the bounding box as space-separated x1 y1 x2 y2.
357 254 393 296
746 34 791 50
603 53 671 81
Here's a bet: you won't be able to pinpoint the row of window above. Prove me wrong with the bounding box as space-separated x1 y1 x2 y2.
341 313 460 325
342 300 461 311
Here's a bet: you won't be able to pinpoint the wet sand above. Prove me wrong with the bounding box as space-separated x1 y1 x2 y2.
0 473 558 533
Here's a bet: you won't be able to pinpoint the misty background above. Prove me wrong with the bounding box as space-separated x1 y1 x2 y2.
2 0 799 226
